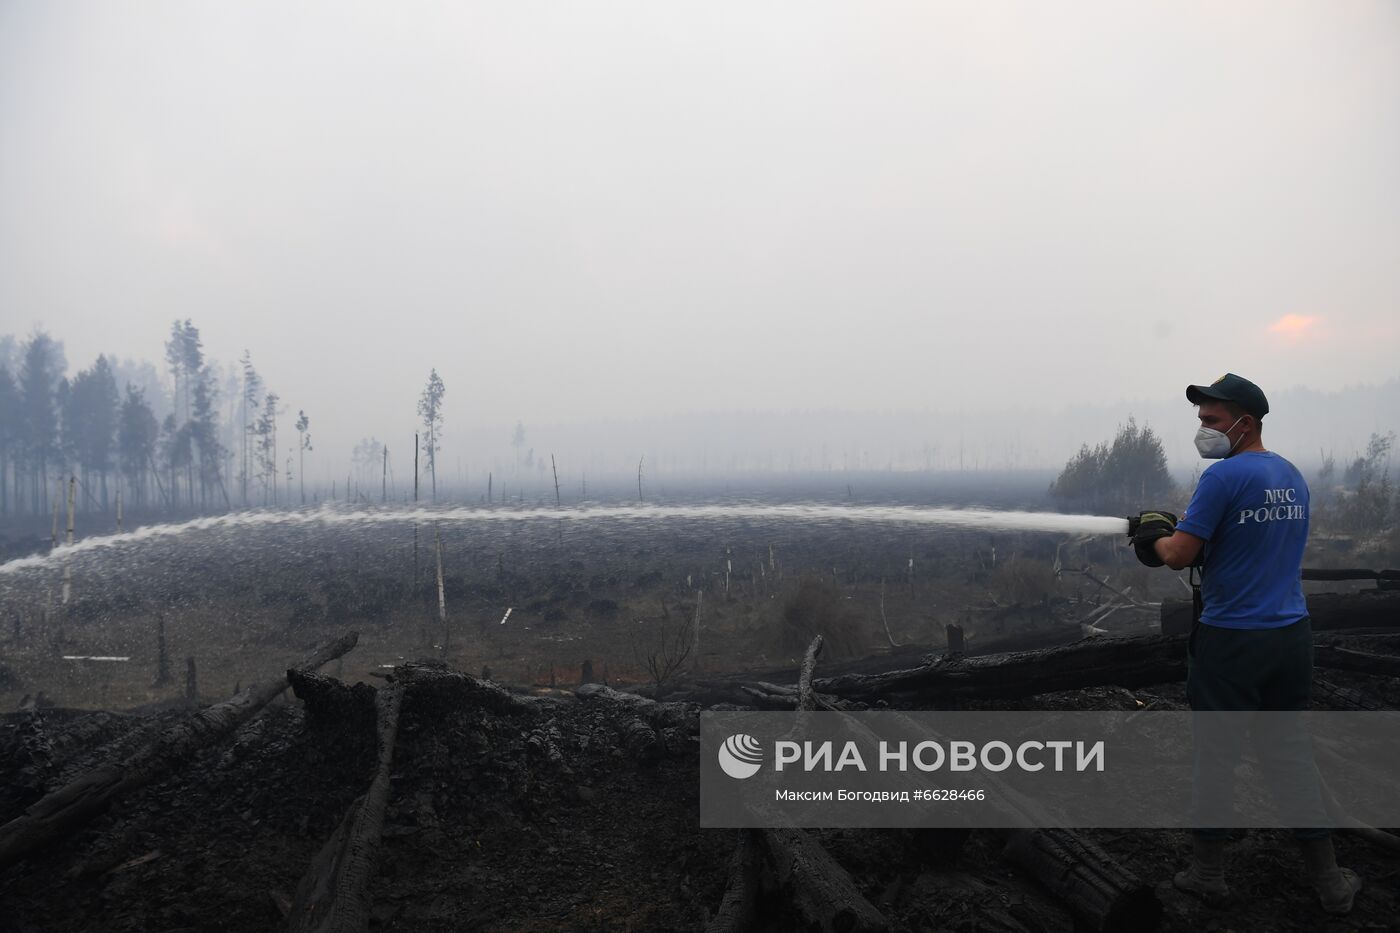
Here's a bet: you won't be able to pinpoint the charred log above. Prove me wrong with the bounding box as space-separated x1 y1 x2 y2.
391 661 541 716
752 635 889 932
816 635 1188 703
0 632 359 871
760 828 890 933
1313 677 1386 712
735 681 862 712
1162 590 1400 636
706 829 761 933
288 669 377 730
288 682 403 933
1313 644 1400 679
639 680 758 709
574 683 695 761
1001 828 1159 933
575 682 697 731
817 632 1400 704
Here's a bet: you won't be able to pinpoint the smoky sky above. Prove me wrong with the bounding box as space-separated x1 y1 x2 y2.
2 2 1397 476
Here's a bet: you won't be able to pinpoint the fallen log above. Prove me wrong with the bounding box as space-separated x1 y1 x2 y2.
641 680 755 708
288 682 403 933
617 716 664 762
575 682 697 730
815 635 1188 703
738 681 862 712
525 723 567 769
1001 828 1159 933
392 661 542 716
574 683 696 760
288 669 377 730
760 634 888 932
810 710 1148 930
816 633 1400 704
0 632 359 871
1317 773 1400 856
575 682 661 709
1312 678 1385 712
760 828 890 933
737 685 803 710
706 829 761 933
1313 644 1400 679
1162 590 1400 635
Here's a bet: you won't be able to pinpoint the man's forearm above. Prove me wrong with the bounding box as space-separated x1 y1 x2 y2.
1155 531 1203 571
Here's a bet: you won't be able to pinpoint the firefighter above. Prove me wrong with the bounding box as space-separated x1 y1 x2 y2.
1131 373 1360 915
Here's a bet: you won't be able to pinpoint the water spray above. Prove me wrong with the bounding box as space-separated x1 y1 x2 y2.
0 504 1132 578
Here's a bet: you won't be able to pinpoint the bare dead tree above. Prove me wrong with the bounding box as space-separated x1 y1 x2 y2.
434 523 447 657
631 612 693 689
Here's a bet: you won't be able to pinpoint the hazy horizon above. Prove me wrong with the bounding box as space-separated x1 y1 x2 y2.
3 2 1397 484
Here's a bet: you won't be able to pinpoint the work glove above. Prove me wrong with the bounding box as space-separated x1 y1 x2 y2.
1128 510 1177 567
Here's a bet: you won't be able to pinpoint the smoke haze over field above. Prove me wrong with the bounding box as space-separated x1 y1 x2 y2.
2 2 1397 481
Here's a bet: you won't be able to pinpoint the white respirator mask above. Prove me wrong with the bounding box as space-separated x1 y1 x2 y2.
1194 415 1246 459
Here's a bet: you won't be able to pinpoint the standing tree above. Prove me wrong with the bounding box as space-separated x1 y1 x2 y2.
1337 431 1396 536
295 409 312 504
19 331 66 515
418 369 445 502
163 320 203 506
352 437 385 490
63 355 120 509
1050 417 1175 515
163 319 224 508
164 321 185 450
157 413 185 509
117 385 159 508
256 392 281 505
0 366 18 514
239 351 262 507
190 373 225 508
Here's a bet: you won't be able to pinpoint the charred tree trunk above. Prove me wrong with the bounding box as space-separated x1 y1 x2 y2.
760 828 890 933
288 682 403 933
1001 828 1159 933
393 661 541 716
818 632 1400 704
1162 590 1400 636
758 634 889 932
1312 677 1384 712
1313 643 1400 679
288 668 378 730
706 830 761 933
0 632 358 870
817 635 1187 703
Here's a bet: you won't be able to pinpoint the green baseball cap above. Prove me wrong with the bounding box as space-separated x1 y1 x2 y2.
1186 372 1269 419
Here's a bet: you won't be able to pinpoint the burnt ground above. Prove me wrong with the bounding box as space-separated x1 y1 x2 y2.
2 510 1398 931
3 667 1399 932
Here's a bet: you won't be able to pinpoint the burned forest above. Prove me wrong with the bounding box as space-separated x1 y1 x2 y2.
3 497 1400 933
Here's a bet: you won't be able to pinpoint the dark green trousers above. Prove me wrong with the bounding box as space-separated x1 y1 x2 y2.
1187 616 1313 712
1186 617 1327 838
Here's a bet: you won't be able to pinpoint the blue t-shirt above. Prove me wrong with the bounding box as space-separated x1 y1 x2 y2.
1175 451 1309 630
